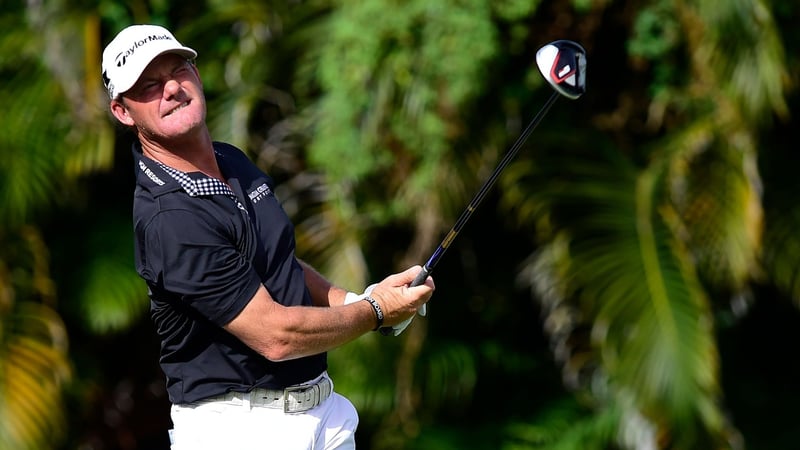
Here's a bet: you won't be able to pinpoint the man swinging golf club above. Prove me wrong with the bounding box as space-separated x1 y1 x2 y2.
102 23 434 450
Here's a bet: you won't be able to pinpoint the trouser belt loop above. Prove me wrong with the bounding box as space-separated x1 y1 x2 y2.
243 389 251 410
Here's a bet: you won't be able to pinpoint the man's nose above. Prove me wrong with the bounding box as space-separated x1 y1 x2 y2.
163 78 182 98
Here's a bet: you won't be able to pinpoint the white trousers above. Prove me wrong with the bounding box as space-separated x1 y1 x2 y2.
169 375 358 450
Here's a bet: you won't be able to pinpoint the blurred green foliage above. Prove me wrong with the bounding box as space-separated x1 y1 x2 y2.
1 0 800 449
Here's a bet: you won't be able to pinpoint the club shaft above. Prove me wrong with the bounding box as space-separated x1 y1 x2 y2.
381 90 560 335
410 90 560 287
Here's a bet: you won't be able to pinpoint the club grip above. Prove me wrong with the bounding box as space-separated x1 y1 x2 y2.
410 265 431 287
409 264 433 316
412 266 429 317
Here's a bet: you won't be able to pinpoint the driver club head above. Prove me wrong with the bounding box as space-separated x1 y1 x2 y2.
536 40 587 100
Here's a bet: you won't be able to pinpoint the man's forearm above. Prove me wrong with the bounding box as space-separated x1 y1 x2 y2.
298 260 349 307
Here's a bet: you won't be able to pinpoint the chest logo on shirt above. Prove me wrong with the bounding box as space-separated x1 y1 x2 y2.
248 183 272 204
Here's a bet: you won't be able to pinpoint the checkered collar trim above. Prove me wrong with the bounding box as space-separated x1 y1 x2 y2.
152 158 236 198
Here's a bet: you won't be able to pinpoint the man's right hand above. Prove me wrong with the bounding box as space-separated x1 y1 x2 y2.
348 266 435 335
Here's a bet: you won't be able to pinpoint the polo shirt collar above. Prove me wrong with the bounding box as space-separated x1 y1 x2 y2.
132 142 236 199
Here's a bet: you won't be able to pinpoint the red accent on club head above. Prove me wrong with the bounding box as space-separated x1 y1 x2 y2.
550 52 576 84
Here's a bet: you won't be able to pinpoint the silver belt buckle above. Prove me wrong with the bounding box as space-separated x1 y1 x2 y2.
283 383 313 413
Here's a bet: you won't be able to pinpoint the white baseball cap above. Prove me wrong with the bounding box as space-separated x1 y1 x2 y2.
102 24 197 99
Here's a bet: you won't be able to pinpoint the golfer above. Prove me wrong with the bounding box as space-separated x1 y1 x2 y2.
102 24 434 450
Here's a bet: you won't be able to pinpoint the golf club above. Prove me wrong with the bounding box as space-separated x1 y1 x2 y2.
381 40 587 336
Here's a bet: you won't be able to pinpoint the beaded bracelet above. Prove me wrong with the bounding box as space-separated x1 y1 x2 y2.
363 296 384 331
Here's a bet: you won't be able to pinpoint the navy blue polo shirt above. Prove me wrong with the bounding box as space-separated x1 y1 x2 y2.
132 141 326 404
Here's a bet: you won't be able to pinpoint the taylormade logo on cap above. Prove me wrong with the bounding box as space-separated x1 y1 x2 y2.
114 33 175 67
102 24 197 99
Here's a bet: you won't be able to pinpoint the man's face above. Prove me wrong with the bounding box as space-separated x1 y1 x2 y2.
112 53 206 143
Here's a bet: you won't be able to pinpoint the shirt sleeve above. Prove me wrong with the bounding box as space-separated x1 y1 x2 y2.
139 206 263 327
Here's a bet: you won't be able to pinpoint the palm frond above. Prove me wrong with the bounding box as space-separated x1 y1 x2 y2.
0 229 71 450
515 148 731 447
0 303 71 450
0 11 116 227
0 63 67 226
694 0 789 121
661 117 763 296
25 7 116 177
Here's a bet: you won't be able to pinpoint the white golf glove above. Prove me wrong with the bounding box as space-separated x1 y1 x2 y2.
344 284 426 336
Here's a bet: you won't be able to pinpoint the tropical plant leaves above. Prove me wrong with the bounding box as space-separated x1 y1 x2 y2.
0 303 71 450
0 228 71 450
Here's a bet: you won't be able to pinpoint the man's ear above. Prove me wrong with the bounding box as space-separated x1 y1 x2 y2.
110 99 135 126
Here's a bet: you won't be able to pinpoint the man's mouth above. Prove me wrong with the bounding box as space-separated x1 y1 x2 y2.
164 101 190 117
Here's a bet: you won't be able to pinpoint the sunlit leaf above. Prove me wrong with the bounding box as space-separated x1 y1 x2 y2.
0 303 71 450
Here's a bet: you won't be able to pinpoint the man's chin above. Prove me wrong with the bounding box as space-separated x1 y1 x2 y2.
161 116 205 136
